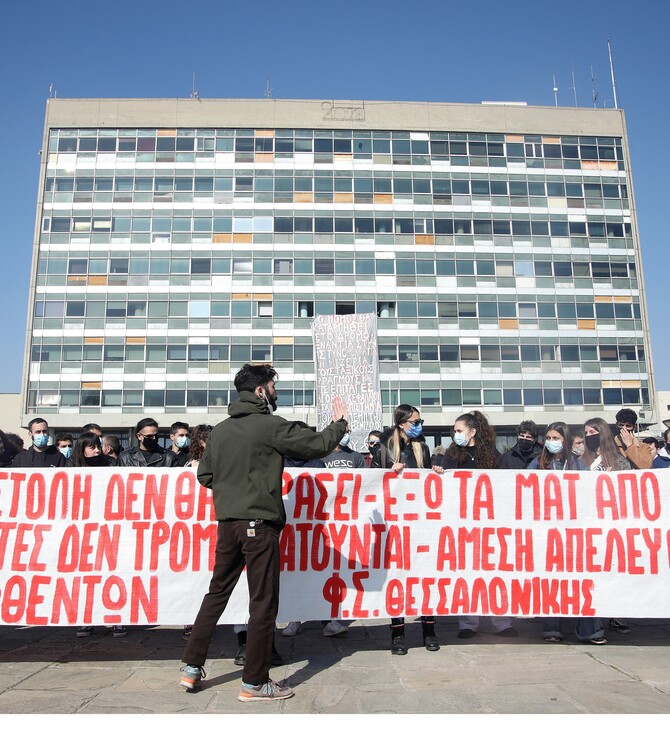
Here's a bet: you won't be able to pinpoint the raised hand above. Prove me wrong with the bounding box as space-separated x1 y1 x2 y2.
332 395 348 423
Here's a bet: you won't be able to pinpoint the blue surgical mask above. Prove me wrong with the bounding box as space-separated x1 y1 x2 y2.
339 433 351 447
33 434 49 449
453 432 469 447
545 440 564 455
406 423 423 439
58 446 72 459
176 436 190 449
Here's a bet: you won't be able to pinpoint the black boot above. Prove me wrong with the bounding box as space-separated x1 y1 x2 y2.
391 626 407 655
234 630 247 666
422 619 440 651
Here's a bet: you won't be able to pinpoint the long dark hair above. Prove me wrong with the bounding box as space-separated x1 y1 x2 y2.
583 417 623 469
538 422 576 470
71 432 103 467
387 404 426 468
188 424 213 462
445 410 498 468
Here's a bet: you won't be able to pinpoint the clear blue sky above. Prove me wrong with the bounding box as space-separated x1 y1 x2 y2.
1 0 668 394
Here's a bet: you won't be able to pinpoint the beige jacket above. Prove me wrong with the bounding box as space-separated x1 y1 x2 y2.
614 434 652 469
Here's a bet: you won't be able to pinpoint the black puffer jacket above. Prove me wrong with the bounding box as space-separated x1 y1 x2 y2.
498 441 543 469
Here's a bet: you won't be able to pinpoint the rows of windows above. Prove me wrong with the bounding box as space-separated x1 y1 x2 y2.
44 174 629 201
32 296 642 322
50 129 624 167
26 384 645 412
29 340 645 365
41 255 635 280
41 214 632 238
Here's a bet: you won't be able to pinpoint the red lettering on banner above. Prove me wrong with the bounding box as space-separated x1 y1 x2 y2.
25 473 46 519
455 472 494 520
26 575 50 624
145 474 168 520
312 524 330 571
348 524 371 569
424 472 443 511
382 472 398 521
0 522 18 568
596 472 661 521
293 474 317 519
314 474 330 520
515 472 580 521
8 472 27 517
279 524 295 570
52 576 81 622
334 473 361 521
351 571 369 618
384 525 410 570
322 572 347 618
327 523 348 571
11 524 51 571
1 576 27 622
295 523 313 570
129 575 158 623
421 578 435 614
385 578 404 616
281 471 293 497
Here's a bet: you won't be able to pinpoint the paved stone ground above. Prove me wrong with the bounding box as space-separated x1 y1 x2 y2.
2 617 670 714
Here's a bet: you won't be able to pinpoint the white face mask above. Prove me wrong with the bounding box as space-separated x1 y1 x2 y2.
339 433 351 447
453 431 470 447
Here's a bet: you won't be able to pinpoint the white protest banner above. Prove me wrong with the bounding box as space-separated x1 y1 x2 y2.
311 313 383 450
1 466 669 626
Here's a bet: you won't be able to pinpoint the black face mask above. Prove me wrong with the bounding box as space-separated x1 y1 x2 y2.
141 436 158 451
84 454 105 467
585 433 601 452
518 439 534 453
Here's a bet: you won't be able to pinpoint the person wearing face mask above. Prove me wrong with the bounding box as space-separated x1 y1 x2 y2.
434 411 514 640
652 429 670 468
383 405 439 655
498 420 542 469
169 421 192 467
572 429 586 460
11 418 66 468
581 418 634 638
181 363 348 700
528 423 605 645
118 418 177 467
71 431 126 639
320 427 366 469
56 432 74 462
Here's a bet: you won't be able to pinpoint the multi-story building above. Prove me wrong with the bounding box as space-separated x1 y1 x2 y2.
22 98 655 449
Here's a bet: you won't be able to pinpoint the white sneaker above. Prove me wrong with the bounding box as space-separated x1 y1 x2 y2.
323 620 348 637
282 621 302 637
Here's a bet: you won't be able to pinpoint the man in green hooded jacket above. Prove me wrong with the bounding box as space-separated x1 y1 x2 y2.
180 363 348 702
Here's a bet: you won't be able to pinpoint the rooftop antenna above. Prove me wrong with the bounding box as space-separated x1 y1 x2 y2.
190 72 199 99
552 74 558 106
591 65 599 108
608 37 619 109
265 77 272 98
570 63 578 106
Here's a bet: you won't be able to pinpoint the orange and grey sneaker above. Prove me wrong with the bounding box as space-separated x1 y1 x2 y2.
238 680 294 702
180 664 206 691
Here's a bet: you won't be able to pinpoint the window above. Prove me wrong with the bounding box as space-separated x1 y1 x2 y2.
232 258 252 274
274 259 293 274
315 258 335 275
335 301 355 315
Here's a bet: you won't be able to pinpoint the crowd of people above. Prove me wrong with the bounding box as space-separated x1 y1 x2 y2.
0 384 665 701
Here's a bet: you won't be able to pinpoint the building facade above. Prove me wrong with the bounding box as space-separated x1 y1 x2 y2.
22 98 655 447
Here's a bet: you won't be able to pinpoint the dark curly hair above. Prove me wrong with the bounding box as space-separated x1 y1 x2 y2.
188 424 213 462
445 410 498 469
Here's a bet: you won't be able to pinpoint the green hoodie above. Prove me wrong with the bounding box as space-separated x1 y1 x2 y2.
197 390 348 526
